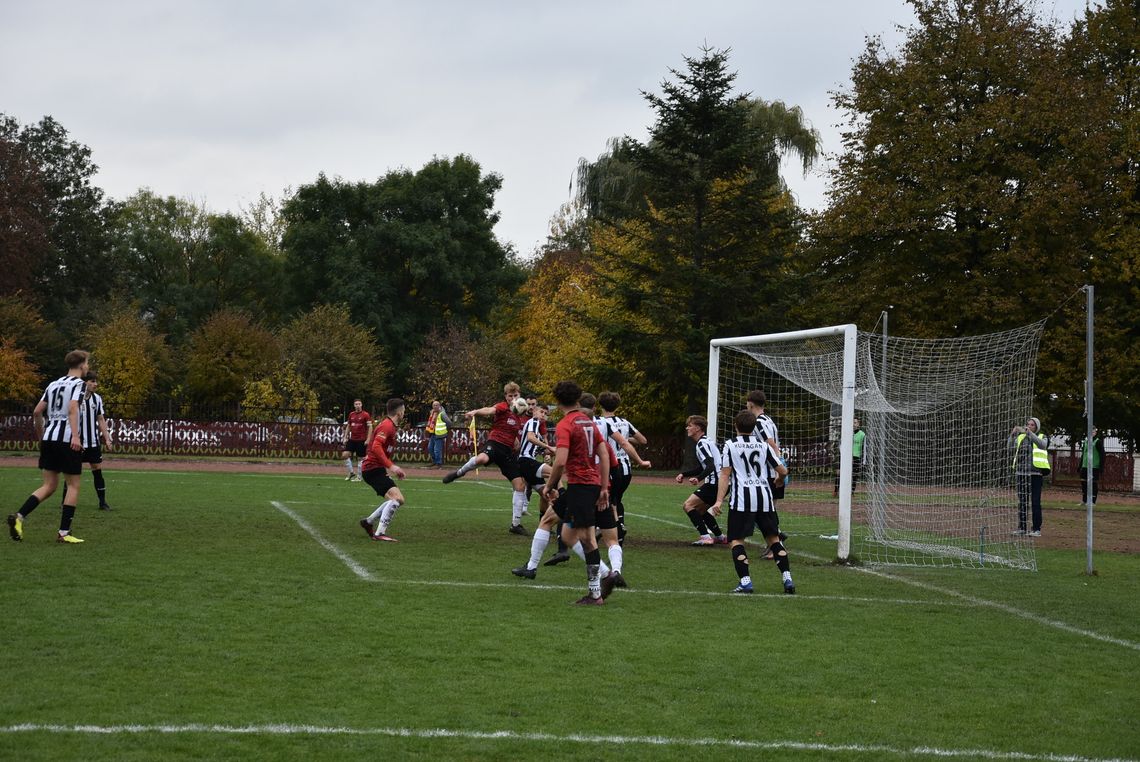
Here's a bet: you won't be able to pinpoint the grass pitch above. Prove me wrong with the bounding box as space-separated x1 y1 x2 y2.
1 466 1137 761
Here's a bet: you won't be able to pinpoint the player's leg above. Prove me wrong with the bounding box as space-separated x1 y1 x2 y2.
563 486 604 604
376 486 406 538
9 468 61 541
727 511 753 593
57 469 84 543
682 493 713 543
762 511 795 594
444 448 490 483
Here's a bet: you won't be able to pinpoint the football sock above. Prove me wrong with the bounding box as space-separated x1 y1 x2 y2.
511 489 527 526
378 501 400 534
555 522 567 552
345 458 354 476
367 499 395 525
60 484 68 504
456 456 479 477
704 514 723 537
528 528 551 570
685 509 706 535
60 504 76 533
782 570 793 584
608 544 623 574
732 544 750 580
770 542 790 573
572 541 610 576
93 470 107 504
585 548 602 598
19 494 40 518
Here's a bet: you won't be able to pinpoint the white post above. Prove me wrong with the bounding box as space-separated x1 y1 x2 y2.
1085 285 1095 576
837 324 857 562
707 345 721 439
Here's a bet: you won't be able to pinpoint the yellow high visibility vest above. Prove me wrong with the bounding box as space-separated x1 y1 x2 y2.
433 412 448 436
1012 433 1049 470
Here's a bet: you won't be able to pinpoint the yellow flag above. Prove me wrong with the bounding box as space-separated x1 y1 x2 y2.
468 415 478 476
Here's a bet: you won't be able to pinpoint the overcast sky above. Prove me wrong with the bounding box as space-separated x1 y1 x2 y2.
1 0 1090 257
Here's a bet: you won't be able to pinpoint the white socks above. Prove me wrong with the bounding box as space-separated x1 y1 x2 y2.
456 456 479 476
527 528 551 570
607 544 623 574
367 499 399 533
345 458 354 476
511 490 528 527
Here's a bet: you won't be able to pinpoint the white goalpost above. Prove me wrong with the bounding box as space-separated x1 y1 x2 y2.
709 321 1046 569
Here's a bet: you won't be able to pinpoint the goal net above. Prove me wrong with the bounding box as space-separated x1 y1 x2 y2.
709 322 1046 569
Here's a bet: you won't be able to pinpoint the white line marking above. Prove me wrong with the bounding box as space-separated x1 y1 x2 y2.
0 724 1132 761
270 501 375 582
628 511 1140 652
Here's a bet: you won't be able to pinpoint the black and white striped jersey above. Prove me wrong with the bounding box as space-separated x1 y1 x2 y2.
597 414 640 476
38 375 85 443
720 434 777 513
754 413 779 449
517 417 544 461
694 435 721 486
78 391 105 448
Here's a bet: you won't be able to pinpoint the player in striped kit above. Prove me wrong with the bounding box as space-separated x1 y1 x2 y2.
710 410 794 595
746 389 788 556
73 371 113 511
8 350 91 544
596 391 650 547
675 415 728 545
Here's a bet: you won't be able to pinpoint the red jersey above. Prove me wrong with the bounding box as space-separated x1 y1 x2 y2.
488 401 525 448
362 417 397 471
346 410 372 441
555 409 607 486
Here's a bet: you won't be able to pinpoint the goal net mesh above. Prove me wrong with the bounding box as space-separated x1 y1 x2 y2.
714 322 1045 569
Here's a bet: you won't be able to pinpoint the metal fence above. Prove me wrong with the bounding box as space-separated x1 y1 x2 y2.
0 407 688 468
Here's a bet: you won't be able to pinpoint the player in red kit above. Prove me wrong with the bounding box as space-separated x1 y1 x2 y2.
341 398 373 481
441 381 531 535
541 380 610 605
358 398 408 542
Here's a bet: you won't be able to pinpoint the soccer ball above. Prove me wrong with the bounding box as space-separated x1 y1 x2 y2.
510 397 530 415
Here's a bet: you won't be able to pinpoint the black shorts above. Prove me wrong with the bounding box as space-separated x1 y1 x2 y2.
518 457 546 488
39 440 82 475
482 440 521 481
344 440 367 457
692 483 718 506
362 467 396 495
594 502 619 530
560 483 600 528
727 510 781 542
81 446 103 465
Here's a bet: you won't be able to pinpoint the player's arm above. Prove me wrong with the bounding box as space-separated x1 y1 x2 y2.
629 425 647 447
372 427 405 478
710 465 732 516
526 430 555 454
67 399 81 450
596 430 611 509
32 398 46 441
98 412 112 451
465 405 498 419
769 449 789 486
543 446 568 497
611 429 651 468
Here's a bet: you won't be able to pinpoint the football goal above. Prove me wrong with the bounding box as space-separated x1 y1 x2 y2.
708 321 1046 569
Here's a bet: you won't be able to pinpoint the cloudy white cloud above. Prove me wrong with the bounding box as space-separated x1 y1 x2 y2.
1 0 1090 256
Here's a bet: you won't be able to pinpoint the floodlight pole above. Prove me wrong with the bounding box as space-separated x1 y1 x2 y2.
1085 285 1095 575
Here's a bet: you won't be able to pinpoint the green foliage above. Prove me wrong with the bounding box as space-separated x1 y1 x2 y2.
83 303 171 409
800 0 1138 443
0 114 114 330
280 156 525 389
183 309 280 408
404 321 515 412
0 339 39 402
0 295 67 379
575 48 819 425
110 190 284 345
278 303 389 415
241 361 320 421
0 136 51 298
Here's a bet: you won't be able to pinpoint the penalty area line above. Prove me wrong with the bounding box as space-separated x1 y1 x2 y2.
0 724 1132 762
270 501 375 582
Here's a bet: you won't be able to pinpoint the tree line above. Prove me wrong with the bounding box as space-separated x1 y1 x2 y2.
1 0 1134 443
